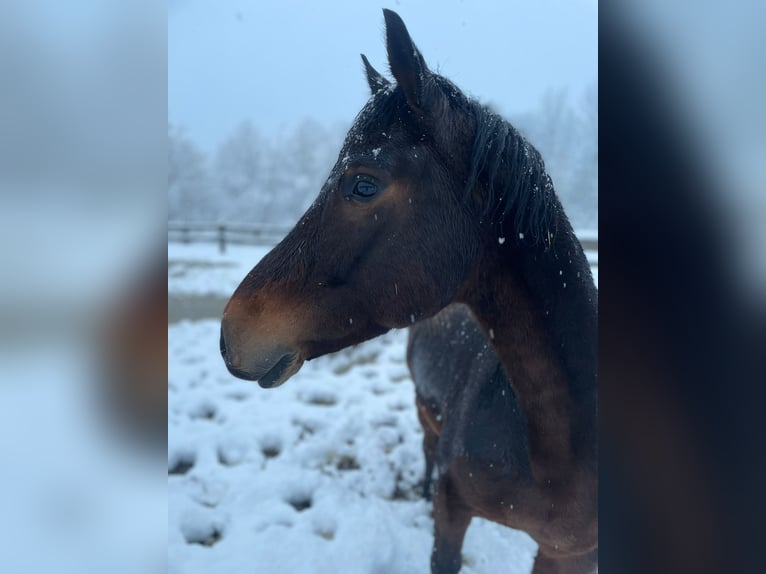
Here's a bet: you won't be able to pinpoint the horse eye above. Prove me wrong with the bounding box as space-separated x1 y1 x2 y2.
352 178 378 199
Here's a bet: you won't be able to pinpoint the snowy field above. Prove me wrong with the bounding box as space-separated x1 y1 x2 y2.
168 241 597 574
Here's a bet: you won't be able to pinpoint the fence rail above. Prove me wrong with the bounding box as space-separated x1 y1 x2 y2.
169 221 293 251
168 221 598 259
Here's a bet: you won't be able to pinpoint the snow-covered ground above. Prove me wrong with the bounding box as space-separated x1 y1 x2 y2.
168 243 271 296
168 240 597 574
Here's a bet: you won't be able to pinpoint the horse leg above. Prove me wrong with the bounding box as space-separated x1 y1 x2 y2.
531 547 598 574
416 396 439 500
431 473 472 574
422 425 438 500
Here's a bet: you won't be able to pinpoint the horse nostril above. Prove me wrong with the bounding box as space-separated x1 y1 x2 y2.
219 328 227 358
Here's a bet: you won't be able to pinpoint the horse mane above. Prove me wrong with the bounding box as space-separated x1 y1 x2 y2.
461 99 559 244
432 79 596 420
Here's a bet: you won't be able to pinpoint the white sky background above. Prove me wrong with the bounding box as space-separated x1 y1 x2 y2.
168 0 598 153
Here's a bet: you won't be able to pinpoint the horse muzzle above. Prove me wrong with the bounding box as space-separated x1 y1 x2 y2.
219 325 304 388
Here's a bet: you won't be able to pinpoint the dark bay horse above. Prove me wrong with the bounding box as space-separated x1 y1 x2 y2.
221 9 597 573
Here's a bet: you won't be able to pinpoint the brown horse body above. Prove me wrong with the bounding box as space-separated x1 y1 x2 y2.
221 9 597 573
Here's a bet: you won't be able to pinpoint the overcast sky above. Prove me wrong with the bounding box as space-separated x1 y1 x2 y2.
169 0 597 152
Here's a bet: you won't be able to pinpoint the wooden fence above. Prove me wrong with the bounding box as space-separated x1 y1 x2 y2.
168 221 598 261
168 221 292 252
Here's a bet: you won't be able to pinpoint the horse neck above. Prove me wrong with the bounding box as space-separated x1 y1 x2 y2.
458 207 598 483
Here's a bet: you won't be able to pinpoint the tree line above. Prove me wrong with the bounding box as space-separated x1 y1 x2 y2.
169 83 597 229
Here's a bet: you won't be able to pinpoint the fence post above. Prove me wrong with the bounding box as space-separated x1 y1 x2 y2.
182 226 189 244
218 225 226 254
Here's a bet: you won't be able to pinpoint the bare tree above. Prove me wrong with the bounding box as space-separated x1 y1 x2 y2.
573 81 598 228
515 86 596 229
282 118 337 215
168 124 213 220
215 120 265 219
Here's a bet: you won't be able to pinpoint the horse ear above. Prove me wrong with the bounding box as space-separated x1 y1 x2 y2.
361 54 390 94
383 9 429 111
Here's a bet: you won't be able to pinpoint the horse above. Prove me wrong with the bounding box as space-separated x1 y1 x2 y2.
220 9 597 573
